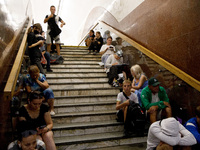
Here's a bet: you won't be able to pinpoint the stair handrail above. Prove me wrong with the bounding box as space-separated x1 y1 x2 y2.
3 17 31 101
99 20 200 92
78 22 99 46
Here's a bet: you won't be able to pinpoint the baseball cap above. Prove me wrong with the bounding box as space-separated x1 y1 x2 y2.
116 50 123 57
148 77 160 86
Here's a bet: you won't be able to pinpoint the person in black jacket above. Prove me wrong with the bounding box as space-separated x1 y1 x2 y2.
27 23 45 75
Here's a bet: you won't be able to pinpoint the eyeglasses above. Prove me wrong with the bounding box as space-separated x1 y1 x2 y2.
21 130 37 138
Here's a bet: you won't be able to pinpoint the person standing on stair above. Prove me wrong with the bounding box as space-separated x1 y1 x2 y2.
25 65 55 115
44 5 65 55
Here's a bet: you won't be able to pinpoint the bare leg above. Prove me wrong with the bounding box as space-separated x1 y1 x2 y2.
47 44 51 53
123 106 128 122
165 107 172 118
149 110 157 123
156 142 173 150
42 131 56 150
47 98 54 111
55 44 60 55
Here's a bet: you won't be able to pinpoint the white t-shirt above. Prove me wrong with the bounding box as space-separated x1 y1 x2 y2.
151 93 160 103
117 92 138 104
105 54 123 69
99 44 116 57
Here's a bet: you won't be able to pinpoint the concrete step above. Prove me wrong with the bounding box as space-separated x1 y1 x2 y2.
53 120 123 138
52 87 120 97
59 61 101 65
54 101 116 114
54 94 117 104
51 68 104 73
61 52 90 55
93 143 147 150
62 54 101 57
46 72 107 78
47 77 108 83
52 110 117 124
61 49 88 52
64 57 101 61
54 132 147 150
50 64 101 68
49 82 111 90
60 61 101 65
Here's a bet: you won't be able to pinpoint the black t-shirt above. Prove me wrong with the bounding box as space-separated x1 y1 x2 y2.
19 104 49 129
45 15 62 30
96 37 103 46
27 32 42 58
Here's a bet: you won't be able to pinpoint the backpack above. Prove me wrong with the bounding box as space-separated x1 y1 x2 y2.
123 92 146 136
50 54 64 64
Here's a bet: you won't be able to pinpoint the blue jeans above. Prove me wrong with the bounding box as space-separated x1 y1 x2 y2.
44 52 51 70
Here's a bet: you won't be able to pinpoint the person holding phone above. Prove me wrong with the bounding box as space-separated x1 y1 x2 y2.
99 36 116 69
19 91 56 150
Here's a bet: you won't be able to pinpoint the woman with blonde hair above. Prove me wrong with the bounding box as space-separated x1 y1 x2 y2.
130 64 148 106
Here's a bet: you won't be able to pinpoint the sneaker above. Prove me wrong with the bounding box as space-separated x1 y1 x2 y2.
50 110 55 116
98 62 104 66
93 52 97 55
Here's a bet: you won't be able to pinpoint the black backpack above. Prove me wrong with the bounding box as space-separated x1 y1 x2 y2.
123 92 146 136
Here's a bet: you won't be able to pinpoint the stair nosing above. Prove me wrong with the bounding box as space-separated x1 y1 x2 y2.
54 101 116 107
46 76 107 79
54 94 117 99
52 87 121 91
49 81 108 85
46 71 106 74
52 110 116 118
53 120 122 130
54 132 147 145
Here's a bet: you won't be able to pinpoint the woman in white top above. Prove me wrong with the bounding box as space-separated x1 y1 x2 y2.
99 36 115 68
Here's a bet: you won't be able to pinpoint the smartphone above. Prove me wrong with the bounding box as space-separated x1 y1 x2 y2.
39 125 46 129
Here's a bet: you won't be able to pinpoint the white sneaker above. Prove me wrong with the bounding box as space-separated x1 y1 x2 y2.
98 62 104 66
50 111 55 116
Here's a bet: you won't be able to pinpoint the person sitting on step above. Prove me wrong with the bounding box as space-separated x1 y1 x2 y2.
88 31 103 55
105 50 124 87
8 120 46 150
147 117 197 150
99 36 116 69
185 106 200 149
116 80 139 136
24 65 55 115
18 91 56 150
141 77 172 124
85 30 95 48
130 64 148 106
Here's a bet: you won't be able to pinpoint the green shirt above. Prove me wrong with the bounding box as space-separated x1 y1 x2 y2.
141 86 169 110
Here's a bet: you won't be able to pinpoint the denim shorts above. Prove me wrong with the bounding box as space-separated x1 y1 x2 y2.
43 88 54 100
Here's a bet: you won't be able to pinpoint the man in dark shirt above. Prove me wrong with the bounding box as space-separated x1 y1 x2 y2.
44 5 65 55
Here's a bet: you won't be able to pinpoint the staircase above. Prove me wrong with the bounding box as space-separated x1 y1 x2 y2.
46 47 147 150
